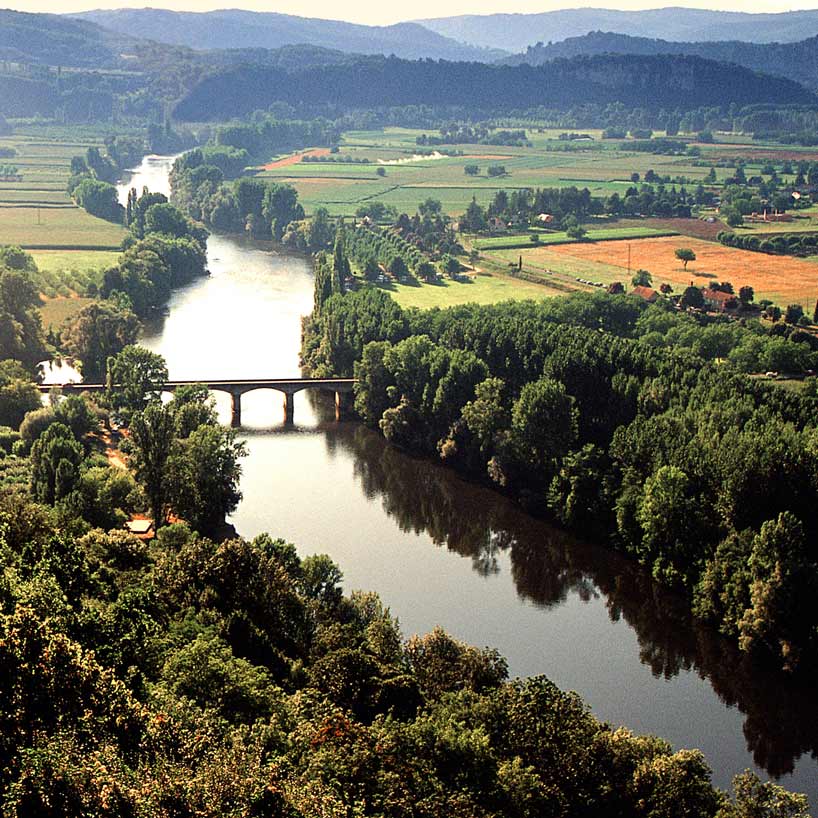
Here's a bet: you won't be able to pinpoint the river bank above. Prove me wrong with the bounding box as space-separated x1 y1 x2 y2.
117 154 818 804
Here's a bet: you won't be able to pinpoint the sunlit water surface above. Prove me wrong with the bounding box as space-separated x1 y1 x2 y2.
119 156 818 804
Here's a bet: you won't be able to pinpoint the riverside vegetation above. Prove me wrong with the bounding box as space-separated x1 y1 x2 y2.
303 250 818 677
5 23 818 808
2 260 811 814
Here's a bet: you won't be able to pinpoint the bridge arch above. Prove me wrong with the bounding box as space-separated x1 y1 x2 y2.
39 377 356 426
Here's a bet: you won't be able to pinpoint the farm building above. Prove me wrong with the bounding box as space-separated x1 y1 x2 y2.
630 285 659 303
702 288 737 312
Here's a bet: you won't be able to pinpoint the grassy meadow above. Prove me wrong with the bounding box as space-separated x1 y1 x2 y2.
373 270 559 309
0 133 126 250
253 126 809 219
0 129 127 323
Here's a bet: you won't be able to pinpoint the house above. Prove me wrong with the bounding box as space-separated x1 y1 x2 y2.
537 213 555 225
630 285 659 303
488 217 507 233
702 288 737 313
125 518 155 540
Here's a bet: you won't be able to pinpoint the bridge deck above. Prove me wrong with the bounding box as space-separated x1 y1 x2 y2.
37 378 356 392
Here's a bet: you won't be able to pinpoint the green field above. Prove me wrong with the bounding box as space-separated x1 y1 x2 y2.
473 226 679 251
371 271 557 309
251 126 815 221
0 205 125 249
253 127 741 218
0 132 125 250
28 248 120 299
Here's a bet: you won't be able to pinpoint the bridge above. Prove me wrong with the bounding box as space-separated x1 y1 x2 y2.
37 378 357 426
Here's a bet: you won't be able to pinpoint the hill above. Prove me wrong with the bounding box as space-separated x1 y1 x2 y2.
418 7 818 52
72 8 506 62
172 53 816 122
0 8 137 68
503 31 818 89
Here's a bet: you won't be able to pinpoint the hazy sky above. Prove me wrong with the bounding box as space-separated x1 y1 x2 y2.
11 0 818 27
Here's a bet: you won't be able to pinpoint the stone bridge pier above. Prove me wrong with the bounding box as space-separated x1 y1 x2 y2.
209 379 357 427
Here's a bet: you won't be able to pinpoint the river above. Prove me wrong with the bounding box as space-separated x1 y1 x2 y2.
120 155 818 803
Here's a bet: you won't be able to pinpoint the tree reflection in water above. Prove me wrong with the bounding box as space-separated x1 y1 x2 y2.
327 420 818 782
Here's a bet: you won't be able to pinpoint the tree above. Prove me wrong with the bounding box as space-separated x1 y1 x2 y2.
738 286 755 306
61 302 140 381
130 401 176 527
30 422 83 504
72 178 123 222
108 345 168 417
307 207 334 250
461 377 509 455
333 223 351 282
138 234 207 289
168 383 218 438
632 269 653 287
511 377 578 470
0 359 40 429
681 285 705 309
675 248 696 270
0 245 36 272
724 771 810 818
785 304 804 325
441 255 460 278
564 223 588 241
461 197 488 233
54 395 99 446
415 260 437 282
362 255 380 281
724 207 744 228
143 202 192 239
737 512 818 670
167 423 247 533
263 183 304 241
637 465 711 588
387 255 408 277
0 267 46 369
464 164 479 176
62 465 138 530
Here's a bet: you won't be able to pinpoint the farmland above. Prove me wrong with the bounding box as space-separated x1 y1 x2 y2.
485 235 818 307
0 129 128 323
253 126 810 220
373 270 558 309
0 205 126 249
0 132 126 250
473 224 679 250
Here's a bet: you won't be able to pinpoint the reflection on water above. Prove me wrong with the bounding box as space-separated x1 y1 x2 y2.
121 156 818 804
326 422 818 790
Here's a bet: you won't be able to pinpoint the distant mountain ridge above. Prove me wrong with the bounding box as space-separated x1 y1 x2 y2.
418 7 818 52
502 30 818 89
173 52 817 122
71 8 508 62
0 8 137 67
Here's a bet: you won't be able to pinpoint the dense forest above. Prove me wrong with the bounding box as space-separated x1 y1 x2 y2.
172 54 815 121
303 282 818 675
505 31 818 90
